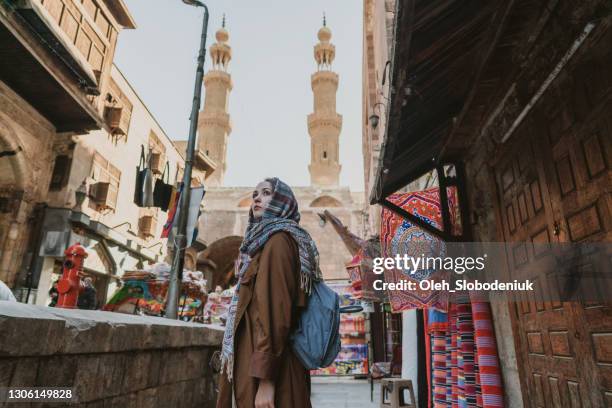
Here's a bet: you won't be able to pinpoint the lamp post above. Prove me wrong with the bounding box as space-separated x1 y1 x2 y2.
166 0 209 319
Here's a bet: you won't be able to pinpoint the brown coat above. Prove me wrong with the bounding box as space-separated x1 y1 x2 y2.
216 232 312 408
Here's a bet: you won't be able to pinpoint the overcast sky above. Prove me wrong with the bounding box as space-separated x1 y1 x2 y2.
114 0 364 191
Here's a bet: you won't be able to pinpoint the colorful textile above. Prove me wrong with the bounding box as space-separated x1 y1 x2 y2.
424 311 432 408
432 328 449 406
167 186 205 247
471 297 504 407
220 178 322 380
426 294 504 408
161 183 182 238
380 188 457 311
450 304 459 407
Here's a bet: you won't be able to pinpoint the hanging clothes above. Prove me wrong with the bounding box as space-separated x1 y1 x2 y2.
162 183 182 238
166 186 205 247
133 145 146 206
142 151 155 207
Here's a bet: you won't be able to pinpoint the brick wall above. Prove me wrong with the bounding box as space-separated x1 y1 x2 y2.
0 303 224 407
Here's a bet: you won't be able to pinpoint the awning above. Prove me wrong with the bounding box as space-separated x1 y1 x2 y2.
370 0 504 204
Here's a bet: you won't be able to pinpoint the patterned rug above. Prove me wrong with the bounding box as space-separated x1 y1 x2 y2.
380 188 457 312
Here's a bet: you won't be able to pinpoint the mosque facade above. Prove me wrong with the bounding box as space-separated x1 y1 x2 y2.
196 21 364 283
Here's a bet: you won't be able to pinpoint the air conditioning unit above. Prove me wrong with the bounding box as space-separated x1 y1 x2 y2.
90 182 117 211
139 215 156 238
150 152 165 175
103 106 127 136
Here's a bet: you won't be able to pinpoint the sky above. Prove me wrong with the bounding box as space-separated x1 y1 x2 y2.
114 0 364 191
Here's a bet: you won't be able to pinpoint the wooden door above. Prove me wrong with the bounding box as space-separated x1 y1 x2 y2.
493 26 612 407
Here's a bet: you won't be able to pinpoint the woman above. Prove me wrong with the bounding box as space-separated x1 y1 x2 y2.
216 177 319 408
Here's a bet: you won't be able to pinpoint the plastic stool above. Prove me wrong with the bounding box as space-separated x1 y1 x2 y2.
380 378 416 408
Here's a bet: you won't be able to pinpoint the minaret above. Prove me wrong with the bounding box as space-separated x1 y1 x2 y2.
198 17 233 187
308 16 342 188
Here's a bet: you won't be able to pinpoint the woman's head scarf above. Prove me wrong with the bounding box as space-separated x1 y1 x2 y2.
220 177 322 380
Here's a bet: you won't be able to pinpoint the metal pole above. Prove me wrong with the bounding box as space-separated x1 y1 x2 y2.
166 3 209 319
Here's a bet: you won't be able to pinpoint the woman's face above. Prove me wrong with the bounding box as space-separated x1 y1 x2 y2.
251 181 273 219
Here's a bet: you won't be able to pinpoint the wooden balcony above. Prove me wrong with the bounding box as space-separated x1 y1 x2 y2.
0 0 135 132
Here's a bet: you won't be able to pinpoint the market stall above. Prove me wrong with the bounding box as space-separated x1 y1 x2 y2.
103 263 208 321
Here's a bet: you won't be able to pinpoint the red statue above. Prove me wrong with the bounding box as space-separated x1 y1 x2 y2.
56 243 88 309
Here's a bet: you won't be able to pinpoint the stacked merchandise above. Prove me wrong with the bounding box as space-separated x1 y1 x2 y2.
103 263 208 319
311 283 369 376
202 285 235 325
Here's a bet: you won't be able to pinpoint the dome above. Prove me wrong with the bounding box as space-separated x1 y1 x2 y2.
318 26 332 42
216 27 229 43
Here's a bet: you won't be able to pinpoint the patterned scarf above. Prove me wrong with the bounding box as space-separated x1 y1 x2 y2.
220 177 322 380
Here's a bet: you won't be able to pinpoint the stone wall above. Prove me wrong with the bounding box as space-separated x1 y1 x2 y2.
199 186 365 281
0 80 56 288
0 302 224 407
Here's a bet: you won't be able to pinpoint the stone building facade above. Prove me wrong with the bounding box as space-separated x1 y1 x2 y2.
362 0 395 237
0 0 135 291
30 64 190 307
199 186 364 282
197 22 364 284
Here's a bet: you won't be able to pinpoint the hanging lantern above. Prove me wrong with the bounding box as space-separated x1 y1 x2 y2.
345 253 364 298
346 248 386 302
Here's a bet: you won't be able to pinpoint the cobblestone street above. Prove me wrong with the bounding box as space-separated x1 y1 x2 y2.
311 377 380 408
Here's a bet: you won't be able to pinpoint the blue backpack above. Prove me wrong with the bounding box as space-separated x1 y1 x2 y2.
290 280 341 369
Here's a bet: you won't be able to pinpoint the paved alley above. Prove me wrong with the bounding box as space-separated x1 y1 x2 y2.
311 377 380 408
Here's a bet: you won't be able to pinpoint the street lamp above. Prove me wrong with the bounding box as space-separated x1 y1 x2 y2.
166 0 210 319
369 102 385 130
73 180 88 211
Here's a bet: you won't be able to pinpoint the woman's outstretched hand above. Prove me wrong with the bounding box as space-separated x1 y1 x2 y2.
255 379 275 408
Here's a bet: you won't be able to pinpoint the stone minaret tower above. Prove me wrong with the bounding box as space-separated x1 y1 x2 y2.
198 18 233 187
308 17 342 187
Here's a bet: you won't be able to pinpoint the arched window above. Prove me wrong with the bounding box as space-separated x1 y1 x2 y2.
309 195 342 207
237 196 251 207
323 151 327 159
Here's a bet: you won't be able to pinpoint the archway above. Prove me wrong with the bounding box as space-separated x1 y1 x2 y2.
309 195 343 207
237 196 251 208
0 115 29 286
197 235 243 289
0 113 27 192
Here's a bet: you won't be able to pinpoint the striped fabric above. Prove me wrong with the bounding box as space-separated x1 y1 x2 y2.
427 294 504 407
450 304 459 407
471 298 504 407
457 299 478 407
